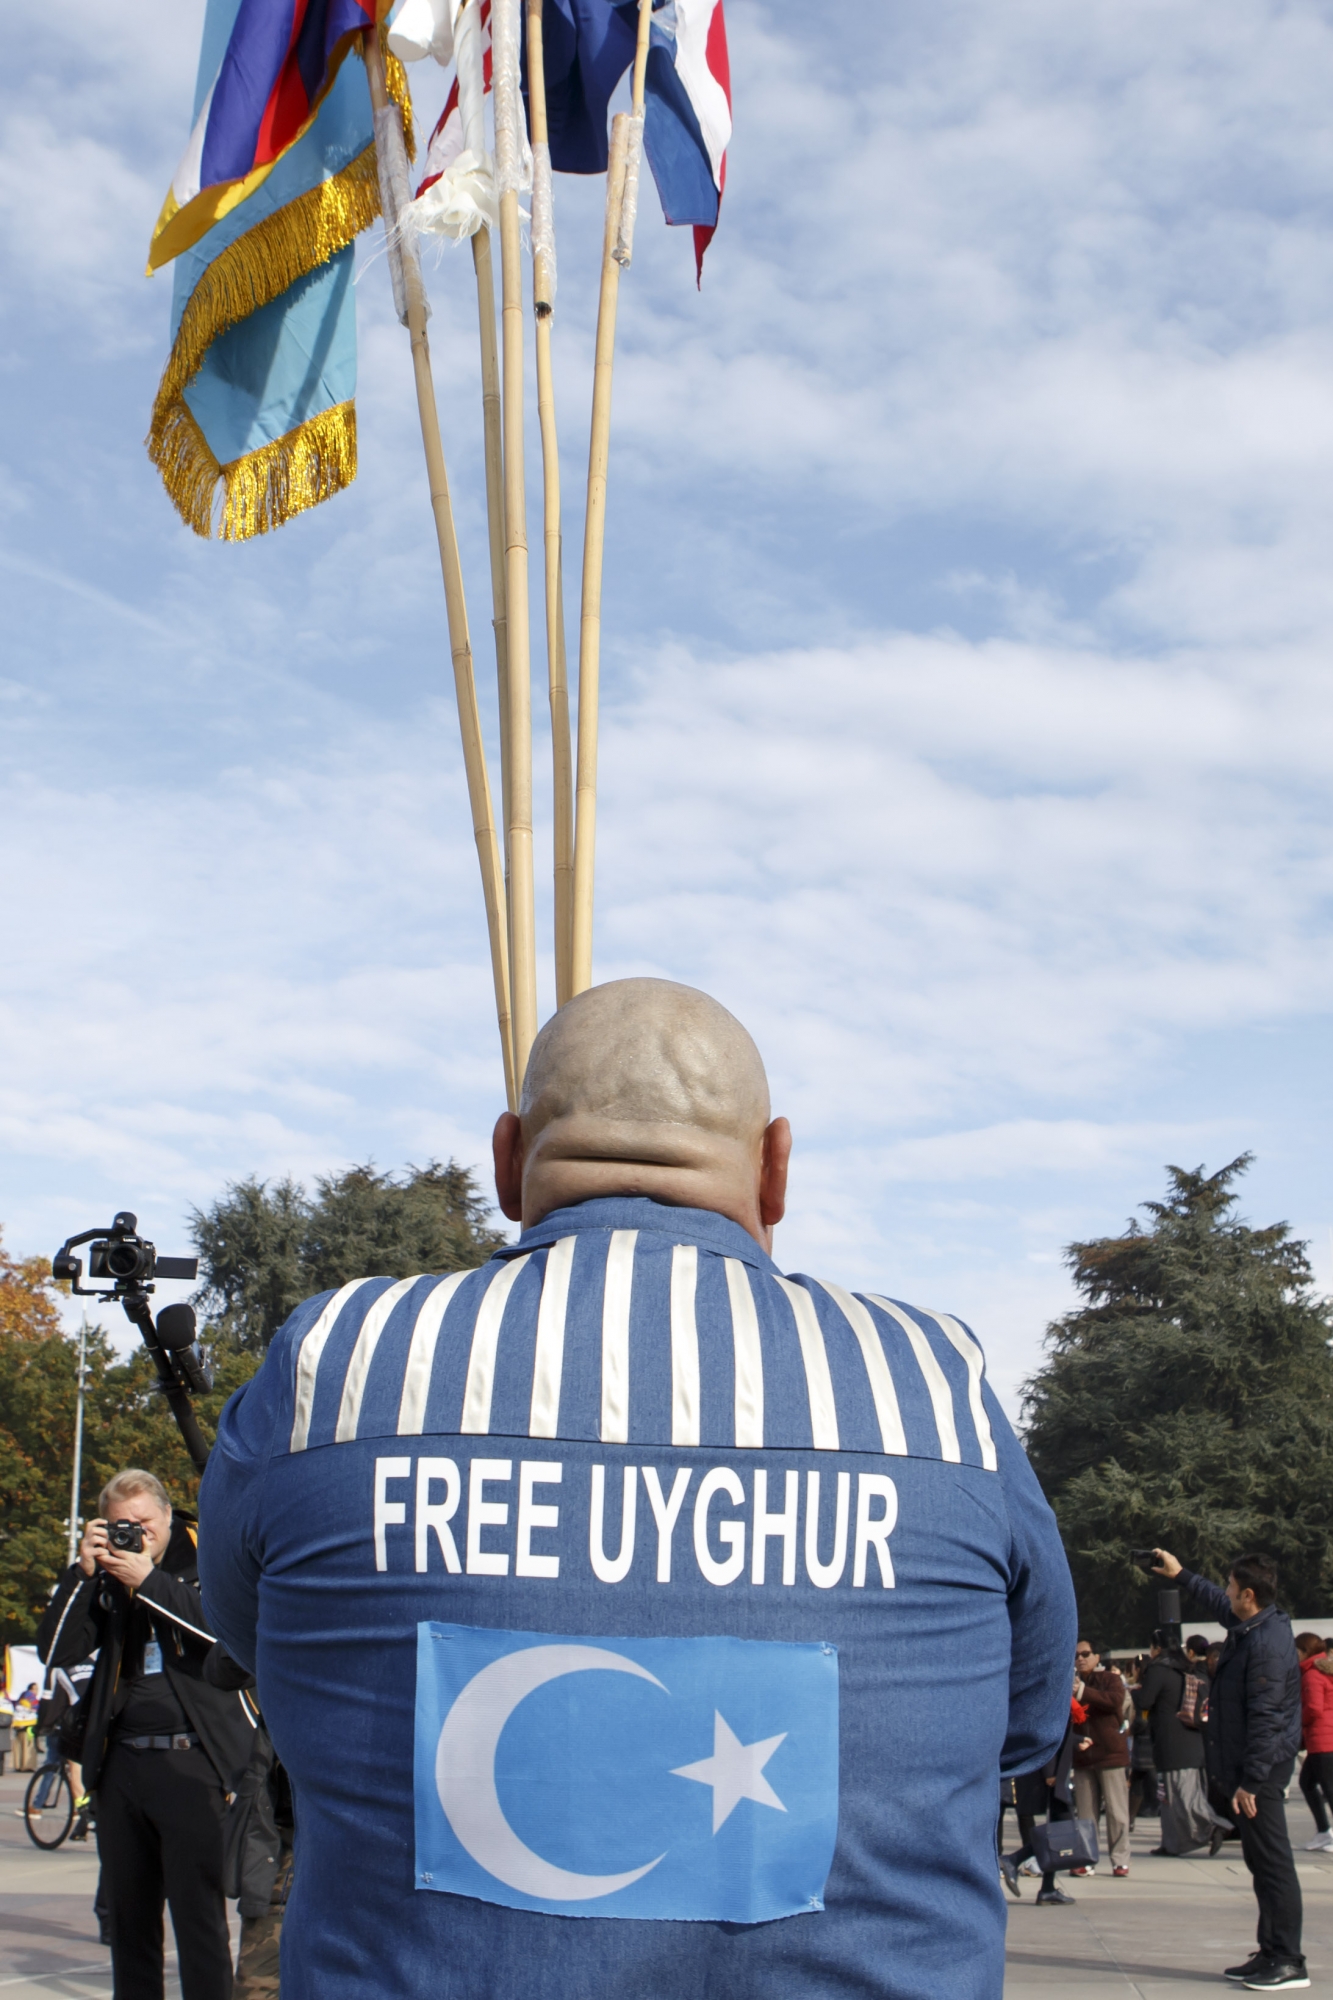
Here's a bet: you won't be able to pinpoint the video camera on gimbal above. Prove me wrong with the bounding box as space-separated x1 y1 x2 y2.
53 1211 212 1471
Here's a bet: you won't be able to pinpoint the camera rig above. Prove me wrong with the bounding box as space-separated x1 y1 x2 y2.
53 1212 212 1472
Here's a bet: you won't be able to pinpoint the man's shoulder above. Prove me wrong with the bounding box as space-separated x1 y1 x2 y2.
259 1223 1005 1474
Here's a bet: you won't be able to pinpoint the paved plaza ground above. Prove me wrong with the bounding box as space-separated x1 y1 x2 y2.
1 1767 1330 1996
1003 1801 1333 1996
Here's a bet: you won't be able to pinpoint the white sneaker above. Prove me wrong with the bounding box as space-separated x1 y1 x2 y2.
1302 1830 1333 1851
1018 1858 1041 1876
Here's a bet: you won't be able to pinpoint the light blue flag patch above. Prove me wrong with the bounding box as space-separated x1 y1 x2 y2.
170 53 371 467
414 1623 840 1923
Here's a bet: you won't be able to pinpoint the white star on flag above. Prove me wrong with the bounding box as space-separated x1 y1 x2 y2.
672 1711 789 1833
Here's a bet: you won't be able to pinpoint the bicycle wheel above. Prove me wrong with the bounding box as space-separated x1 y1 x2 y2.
25 1765 74 1849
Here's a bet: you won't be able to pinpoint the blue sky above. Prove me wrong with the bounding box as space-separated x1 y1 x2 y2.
4 0 1333 1411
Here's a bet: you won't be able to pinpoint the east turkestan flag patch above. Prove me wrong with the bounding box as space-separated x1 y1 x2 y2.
414 1623 840 1922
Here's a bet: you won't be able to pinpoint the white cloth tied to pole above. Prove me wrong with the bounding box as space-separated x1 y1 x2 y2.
372 101 429 325
457 0 488 156
490 0 531 202
531 140 556 303
411 148 498 238
403 0 498 242
386 0 457 66
613 110 644 269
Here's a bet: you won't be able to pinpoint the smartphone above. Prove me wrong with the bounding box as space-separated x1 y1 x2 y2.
1130 1548 1159 1573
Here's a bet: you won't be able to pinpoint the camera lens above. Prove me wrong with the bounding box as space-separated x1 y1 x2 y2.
105 1242 146 1279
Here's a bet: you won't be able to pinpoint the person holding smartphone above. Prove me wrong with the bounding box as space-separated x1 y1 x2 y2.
1150 1547 1305 1992
38 1468 256 2000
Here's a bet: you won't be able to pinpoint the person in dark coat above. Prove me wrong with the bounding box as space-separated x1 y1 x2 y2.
1125 1657 1158 1829
1137 1628 1230 1856
999 1708 1077 1906
1153 1548 1305 1992
38 1468 258 2000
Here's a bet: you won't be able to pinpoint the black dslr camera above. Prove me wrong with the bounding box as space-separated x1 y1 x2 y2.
54 1210 198 1298
54 1212 212 1471
106 1520 146 1553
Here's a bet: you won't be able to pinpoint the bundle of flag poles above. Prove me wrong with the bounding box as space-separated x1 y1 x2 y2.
145 0 731 1102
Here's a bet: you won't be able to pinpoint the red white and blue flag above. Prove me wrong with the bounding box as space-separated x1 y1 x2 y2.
416 0 493 202
643 0 731 281
522 0 731 280
149 0 377 270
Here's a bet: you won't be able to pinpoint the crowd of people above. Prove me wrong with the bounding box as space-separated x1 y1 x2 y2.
998 1551 1331 1991
32 1491 1329 1997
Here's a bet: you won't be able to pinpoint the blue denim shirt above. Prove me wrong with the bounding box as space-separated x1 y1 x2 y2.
200 1196 1074 1999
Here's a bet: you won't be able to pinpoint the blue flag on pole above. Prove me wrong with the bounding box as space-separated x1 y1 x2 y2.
147 0 414 539
414 1623 839 1923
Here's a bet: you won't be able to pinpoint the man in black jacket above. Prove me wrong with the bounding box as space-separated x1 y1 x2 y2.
38 1468 257 2000
1153 1548 1305 1992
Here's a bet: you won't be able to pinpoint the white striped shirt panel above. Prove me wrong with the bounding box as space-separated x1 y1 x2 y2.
529 1235 577 1439
280 1236 998 1469
460 1256 532 1436
772 1276 839 1451
396 1271 472 1435
289 1279 376 1453
600 1231 638 1445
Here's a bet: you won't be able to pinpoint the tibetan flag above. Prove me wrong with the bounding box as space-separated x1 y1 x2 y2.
643 0 731 281
149 0 377 272
147 0 411 538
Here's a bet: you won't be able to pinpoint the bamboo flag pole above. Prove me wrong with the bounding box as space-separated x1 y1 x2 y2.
526 0 575 1007
491 0 539 1085
364 25 518 1110
472 226 511 868
569 0 651 996
452 0 511 891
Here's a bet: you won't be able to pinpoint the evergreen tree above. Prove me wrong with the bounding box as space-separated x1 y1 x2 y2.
1023 1157 1333 1646
192 1159 504 1353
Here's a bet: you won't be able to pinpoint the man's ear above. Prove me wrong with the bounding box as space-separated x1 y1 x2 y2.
759 1116 791 1230
493 1112 524 1222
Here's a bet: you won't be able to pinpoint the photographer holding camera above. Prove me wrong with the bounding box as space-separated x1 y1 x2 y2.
38 1469 257 2000
1151 1547 1305 1992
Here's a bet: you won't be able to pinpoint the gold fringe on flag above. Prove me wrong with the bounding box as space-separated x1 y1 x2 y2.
150 394 357 540
147 144 379 540
146 43 416 541
150 145 380 438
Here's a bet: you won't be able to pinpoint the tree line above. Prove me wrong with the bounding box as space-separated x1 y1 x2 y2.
2 1151 1330 1650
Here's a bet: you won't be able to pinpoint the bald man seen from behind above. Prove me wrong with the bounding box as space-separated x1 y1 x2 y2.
199 979 1075 2000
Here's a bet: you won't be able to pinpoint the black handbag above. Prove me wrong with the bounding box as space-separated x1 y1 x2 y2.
1030 1816 1099 1874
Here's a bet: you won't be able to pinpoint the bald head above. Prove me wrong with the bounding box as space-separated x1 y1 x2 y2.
492 979 791 1248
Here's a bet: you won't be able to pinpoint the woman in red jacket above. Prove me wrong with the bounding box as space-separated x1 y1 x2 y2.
1296 1633 1333 1851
